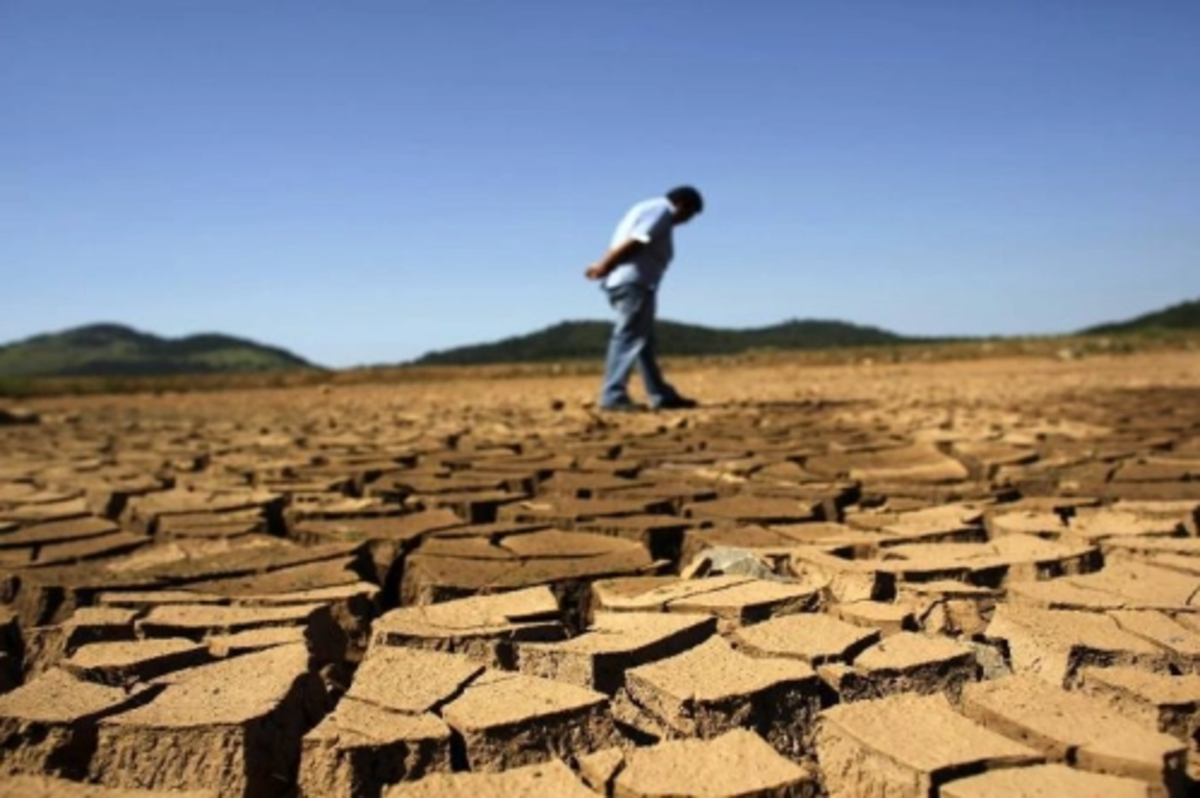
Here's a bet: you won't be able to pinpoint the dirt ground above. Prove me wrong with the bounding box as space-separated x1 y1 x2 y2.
2 351 1199 796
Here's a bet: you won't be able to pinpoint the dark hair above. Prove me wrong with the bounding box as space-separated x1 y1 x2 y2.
667 185 704 215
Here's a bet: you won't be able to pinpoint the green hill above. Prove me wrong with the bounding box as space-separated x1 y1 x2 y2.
0 323 320 377
413 318 912 366
1080 298 1200 335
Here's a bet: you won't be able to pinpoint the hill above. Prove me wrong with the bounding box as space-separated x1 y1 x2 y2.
413 318 912 366
0 323 320 378
1080 298 1200 335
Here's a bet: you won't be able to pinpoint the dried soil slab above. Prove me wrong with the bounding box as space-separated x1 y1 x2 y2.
573 514 693 561
62 639 211 686
232 581 381 658
0 668 149 778
2 775 215 796
135 602 343 662
0 516 120 550
941 764 1152 798
807 444 970 484
616 636 821 759
1067 509 1186 543
516 611 715 693
300 698 451 797
834 601 916 636
595 729 819 798
985 509 1070 539
441 670 617 771
683 496 821 525
986 605 1169 686
539 471 652 498
1109 610 1200 672
371 586 564 668
593 575 819 631
495 496 672 527
734 612 881 665
90 643 328 795
837 632 978 702
593 575 755 612
293 508 465 582
96 590 225 609
400 531 658 606
23 607 140 676
1080 666 1200 744
121 489 282 536
27 530 150 568
815 693 1042 798
961 675 1187 794
1066 561 1200 612
0 497 92 525
385 758 594 798
348 646 483 714
787 547 885 604
897 580 1001 637
0 562 163 629
413 489 531 524
206 626 308 657
666 578 821 630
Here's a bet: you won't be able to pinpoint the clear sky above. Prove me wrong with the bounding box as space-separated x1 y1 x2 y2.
3 1 1198 367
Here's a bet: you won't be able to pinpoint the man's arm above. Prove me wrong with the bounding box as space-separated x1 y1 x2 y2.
584 238 644 281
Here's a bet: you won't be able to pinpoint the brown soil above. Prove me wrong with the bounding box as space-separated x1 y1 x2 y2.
1 351 1199 795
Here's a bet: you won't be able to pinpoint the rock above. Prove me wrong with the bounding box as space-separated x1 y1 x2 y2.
815 692 1043 798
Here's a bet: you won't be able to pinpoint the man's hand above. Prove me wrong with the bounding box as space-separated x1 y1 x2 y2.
584 239 643 281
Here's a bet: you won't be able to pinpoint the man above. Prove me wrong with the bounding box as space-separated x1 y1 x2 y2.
585 186 704 412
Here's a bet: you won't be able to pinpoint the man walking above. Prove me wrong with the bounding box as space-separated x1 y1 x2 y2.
584 186 704 412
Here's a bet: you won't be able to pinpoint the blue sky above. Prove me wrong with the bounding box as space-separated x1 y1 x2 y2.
3 1 1198 367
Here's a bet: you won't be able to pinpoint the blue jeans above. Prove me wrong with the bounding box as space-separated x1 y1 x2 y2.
599 283 678 408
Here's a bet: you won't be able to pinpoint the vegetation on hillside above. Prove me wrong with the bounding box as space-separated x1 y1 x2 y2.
0 323 319 378
1081 298 1200 335
413 318 913 366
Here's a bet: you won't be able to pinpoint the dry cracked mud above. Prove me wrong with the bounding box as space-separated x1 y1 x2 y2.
2 350 1200 796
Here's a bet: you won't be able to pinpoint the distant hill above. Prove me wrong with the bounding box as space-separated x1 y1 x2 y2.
1080 298 1200 335
0 323 320 378
413 318 911 366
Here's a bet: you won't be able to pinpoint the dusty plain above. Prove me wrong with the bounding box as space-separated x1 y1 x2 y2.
2 350 1200 797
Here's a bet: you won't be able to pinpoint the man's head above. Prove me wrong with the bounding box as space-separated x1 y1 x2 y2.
666 185 704 224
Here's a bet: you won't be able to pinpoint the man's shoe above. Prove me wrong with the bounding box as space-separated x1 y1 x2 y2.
599 400 648 413
655 395 699 410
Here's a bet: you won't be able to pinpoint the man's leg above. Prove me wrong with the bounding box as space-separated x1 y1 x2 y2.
634 290 679 407
599 284 653 408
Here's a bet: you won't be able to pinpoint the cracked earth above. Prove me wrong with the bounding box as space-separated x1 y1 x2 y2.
2 351 1199 797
